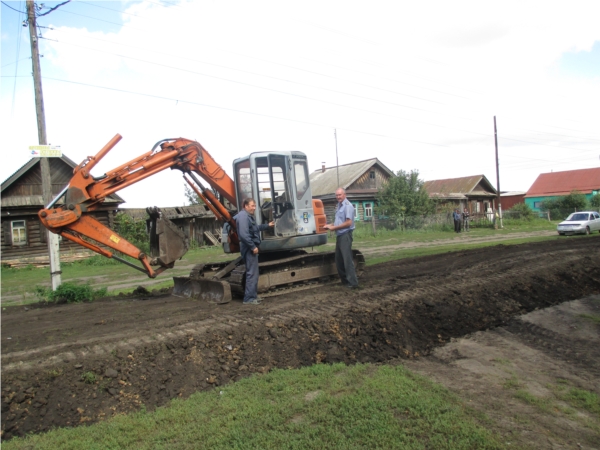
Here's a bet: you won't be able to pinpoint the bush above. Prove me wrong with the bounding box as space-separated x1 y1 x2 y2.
541 191 589 220
506 203 535 221
34 282 108 304
590 194 600 208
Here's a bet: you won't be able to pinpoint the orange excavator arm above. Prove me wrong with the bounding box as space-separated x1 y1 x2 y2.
38 134 239 277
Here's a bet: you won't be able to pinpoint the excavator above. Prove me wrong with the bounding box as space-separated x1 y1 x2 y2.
38 134 364 304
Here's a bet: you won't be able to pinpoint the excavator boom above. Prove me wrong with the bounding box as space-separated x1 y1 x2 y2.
39 134 239 278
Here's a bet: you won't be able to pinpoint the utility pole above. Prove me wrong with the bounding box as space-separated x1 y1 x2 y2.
27 0 62 289
494 116 503 229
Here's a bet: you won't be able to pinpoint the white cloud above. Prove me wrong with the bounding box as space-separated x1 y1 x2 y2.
1 0 599 207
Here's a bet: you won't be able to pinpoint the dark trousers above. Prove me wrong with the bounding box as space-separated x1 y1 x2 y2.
454 219 461 233
243 251 259 303
335 231 358 287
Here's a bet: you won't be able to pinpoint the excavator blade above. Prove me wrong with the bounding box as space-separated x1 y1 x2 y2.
172 277 232 304
147 207 189 267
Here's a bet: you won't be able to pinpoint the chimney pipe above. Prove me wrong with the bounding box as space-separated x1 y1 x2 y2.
321 162 326 173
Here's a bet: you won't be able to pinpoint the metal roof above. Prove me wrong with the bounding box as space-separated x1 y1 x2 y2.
309 158 395 197
423 175 497 199
525 167 600 197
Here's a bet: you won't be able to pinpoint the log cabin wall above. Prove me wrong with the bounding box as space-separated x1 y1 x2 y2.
1 156 124 265
1 210 114 263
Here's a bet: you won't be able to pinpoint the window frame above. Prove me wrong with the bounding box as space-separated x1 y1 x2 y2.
362 201 373 220
350 201 360 221
11 220 27 246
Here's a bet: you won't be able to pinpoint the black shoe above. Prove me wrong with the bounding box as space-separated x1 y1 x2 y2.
345 285 359 290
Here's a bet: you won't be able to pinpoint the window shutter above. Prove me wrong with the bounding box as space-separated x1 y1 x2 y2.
39 220 47 244
4 220 13 246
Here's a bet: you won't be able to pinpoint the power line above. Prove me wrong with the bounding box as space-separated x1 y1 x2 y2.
37 0 71 17
41 37 449 118
1 1 25 13
44 27 446 108
8 1 26 116
2 57 30 69
72 0 146 19
39 76 448 148
11 1 598 163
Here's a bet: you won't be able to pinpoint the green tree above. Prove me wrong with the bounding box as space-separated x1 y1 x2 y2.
590 194 600 208
184 184 201 205
376 169 433 221
114 212 149 251
541 191 589 220
184 183 222 207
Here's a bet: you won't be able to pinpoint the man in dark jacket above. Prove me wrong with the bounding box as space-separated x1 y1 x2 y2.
453 209 462 233
234 198 274 305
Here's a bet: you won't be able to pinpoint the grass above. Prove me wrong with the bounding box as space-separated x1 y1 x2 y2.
3 363 503 450
365 235 563 266
0 246 226 306
501 376 600 436
579 313 600 324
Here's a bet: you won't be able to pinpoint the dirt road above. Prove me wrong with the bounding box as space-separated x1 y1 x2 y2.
2 237 599 446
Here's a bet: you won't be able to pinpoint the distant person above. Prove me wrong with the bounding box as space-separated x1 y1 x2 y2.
463 207 470 232
324 188 358 289
453 209 462 233
234 198 274 305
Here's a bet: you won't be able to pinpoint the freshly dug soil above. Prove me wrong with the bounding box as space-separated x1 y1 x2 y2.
2 237 599 444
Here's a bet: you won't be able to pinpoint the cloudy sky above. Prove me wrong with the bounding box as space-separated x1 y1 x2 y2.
2 0 599 208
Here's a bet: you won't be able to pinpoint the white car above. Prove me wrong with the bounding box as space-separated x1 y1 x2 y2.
557 211 600 235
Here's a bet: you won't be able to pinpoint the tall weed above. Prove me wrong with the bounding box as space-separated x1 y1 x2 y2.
34 282 107 304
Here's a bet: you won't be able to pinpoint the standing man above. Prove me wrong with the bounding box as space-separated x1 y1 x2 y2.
234 198 274 305
453 208 462 233
324 188 358 289
463 207 470 232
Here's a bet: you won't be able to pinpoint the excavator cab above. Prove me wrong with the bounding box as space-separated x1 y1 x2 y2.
227 152 327 254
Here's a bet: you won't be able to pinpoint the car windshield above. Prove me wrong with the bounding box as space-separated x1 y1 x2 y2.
567 213 590 221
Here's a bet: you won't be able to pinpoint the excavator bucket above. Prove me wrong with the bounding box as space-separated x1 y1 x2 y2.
147 207 189 267
172 277 232 304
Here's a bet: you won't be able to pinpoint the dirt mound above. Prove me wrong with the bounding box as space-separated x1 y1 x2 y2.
2 237 600 441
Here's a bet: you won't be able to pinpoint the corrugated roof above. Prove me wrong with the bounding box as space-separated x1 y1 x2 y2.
309 158 394 197
423 175 497 198
525 168 600 197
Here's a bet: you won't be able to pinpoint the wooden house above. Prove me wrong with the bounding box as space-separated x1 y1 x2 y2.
309 158 395 221
1 156 124 265
423 175 498 216
525 168 600 211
